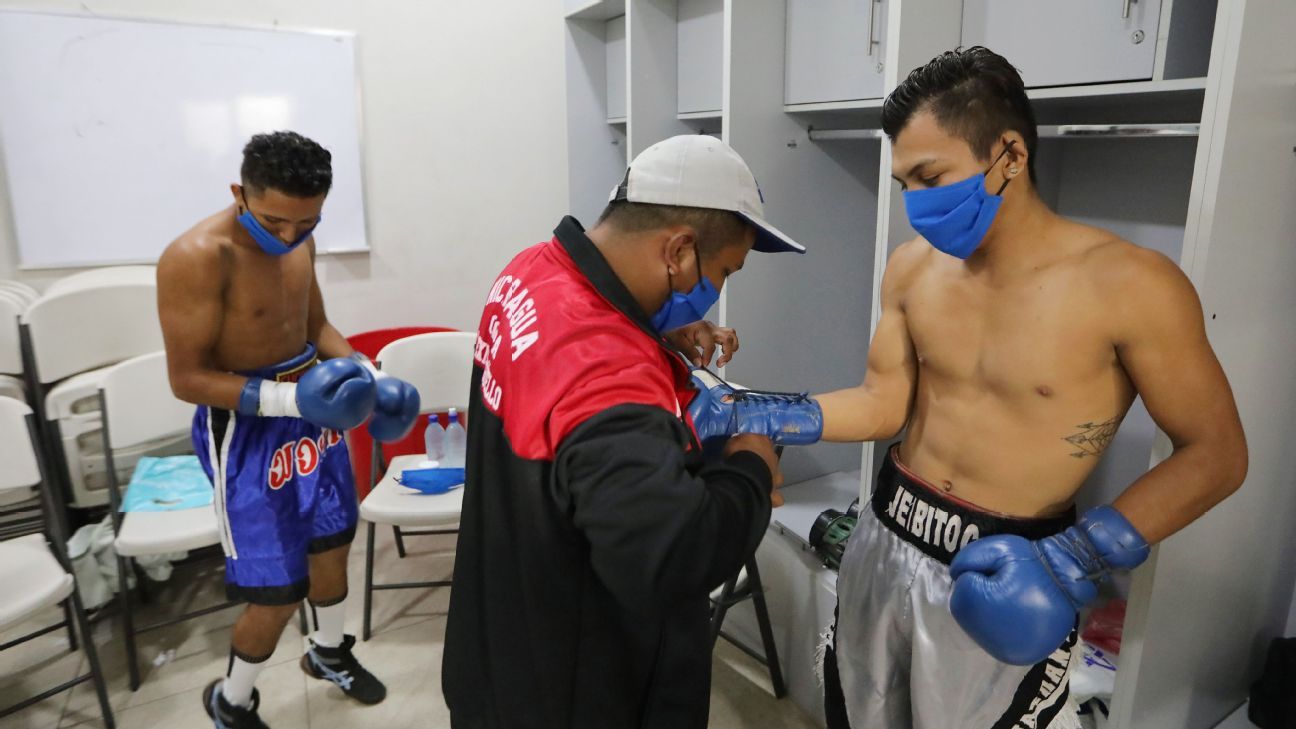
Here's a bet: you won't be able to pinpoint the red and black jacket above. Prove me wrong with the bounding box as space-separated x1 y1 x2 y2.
442 216 773 729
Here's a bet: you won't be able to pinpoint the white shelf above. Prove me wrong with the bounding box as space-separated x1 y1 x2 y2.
772 469 861 542
564 0 626 21
677 109 720 121
1027 77 1207 101
606 116 626 125
784 98 885 114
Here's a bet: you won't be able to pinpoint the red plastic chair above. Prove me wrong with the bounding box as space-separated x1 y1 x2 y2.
346 326 457 498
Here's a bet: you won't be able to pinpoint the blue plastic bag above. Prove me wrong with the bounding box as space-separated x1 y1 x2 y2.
397 467 465 495
120 456 213 512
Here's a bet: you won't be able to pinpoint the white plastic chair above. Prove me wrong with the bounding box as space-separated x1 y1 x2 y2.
98 352 233 690
0 288 30 312
0 375 25 402
0 280 39 304
0 294 25 377
43 266 155 297
21 282 161 387
0 372 37 521
358 331 475 639
0 397 114 728
20 280 162 519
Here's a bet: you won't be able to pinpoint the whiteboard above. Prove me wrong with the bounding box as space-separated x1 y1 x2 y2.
0 11 368 268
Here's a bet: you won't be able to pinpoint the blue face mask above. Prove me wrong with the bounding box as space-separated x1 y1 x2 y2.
902 144 1013 260
237 191 319 256
650 246 719 333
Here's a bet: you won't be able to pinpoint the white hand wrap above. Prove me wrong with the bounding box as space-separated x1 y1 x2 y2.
257 380 301 418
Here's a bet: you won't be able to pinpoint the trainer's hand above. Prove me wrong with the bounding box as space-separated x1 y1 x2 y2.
666 320 739 368
724 433 784 507
296 358 378 430
949 505 1150 665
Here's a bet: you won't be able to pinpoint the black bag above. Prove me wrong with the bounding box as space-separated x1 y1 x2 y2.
1250 637 1296 728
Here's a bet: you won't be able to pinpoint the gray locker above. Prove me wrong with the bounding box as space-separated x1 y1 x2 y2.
605 14 627 120
962 0 1163 87
784 0 887 105
677 0 724 114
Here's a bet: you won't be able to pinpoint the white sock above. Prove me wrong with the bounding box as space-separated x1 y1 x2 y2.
223 649 271 708
309 597 347 649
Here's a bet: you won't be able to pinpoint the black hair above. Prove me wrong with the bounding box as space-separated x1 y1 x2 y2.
240 131 333 198
881 46 1039 181
595 200 749 254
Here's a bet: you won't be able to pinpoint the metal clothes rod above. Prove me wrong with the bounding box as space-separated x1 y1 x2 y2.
1038 123 1200 137
807 123 1200 142
807 128 885 141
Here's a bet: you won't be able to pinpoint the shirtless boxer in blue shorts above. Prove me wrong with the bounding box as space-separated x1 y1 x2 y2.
158 131 420 729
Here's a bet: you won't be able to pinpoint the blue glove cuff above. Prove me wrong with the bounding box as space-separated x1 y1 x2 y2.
730 387 824 445
1078 505 1151 572
238 378 263 416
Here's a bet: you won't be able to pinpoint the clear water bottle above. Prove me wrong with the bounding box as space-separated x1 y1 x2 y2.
423 414 444 463
442 408 467 469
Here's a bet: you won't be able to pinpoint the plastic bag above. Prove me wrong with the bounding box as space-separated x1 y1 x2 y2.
121 456 212 512
66 514 188 608
1082 599 1126 655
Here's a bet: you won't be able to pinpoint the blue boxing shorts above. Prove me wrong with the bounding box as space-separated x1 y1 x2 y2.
192 344 359 605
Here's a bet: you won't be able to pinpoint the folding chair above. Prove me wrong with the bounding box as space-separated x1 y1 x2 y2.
358 331 475 640
98 351 239 690
19 279 162 515
709 560 786 698
0 280 39 303
0 397 114 728
692 369 787 698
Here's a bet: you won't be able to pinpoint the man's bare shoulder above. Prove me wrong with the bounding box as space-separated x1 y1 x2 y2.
158 214 233 281
1076 228 1188 294
883 237 932 286
1073 227 1202 337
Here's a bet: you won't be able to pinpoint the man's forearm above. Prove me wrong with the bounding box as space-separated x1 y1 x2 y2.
1112 438 1247 544
170 369 253 411
815 384 909 443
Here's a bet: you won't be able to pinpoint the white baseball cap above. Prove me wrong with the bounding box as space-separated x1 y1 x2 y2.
609 135 806 254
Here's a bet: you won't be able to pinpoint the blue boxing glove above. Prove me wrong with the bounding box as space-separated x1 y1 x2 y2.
948 505 1150 666
349 353 421 442
687 373 823 447
240 357 377 430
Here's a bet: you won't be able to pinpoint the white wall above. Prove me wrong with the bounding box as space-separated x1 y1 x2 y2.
0 0 570 334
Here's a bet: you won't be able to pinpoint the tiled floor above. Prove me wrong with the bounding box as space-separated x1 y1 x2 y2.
1 529 820 729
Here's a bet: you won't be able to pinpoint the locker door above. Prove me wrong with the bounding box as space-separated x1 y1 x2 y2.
605 14 626 120
961 0 1162 88
785 0 888 104
677 0 724 113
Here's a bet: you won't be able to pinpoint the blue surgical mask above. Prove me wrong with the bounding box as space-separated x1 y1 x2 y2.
651 246 719 333
237 191 319 256
903 144 1013 259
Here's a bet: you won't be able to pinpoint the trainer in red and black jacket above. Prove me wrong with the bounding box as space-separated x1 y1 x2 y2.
442 215 774 729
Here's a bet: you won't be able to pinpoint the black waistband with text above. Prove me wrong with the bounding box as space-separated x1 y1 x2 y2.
871 445 1075 565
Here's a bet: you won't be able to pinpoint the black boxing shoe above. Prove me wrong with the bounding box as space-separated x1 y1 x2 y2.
203 678 271 729
300 634 387 705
